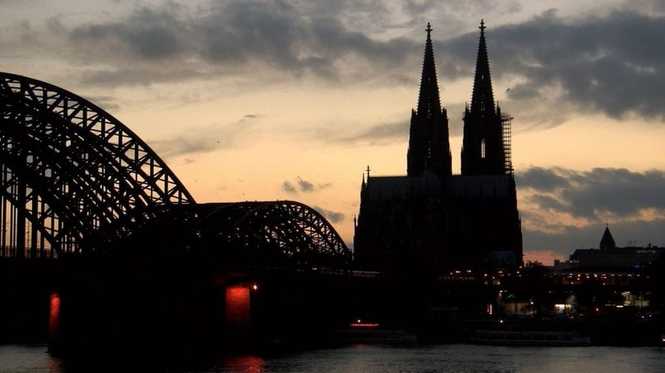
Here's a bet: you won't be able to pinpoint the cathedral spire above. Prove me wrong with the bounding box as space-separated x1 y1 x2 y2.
470 19 495 115
407 22 452 177
416 22 442 116
461 20 506 176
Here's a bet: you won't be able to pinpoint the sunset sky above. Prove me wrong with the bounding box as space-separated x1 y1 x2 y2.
2 0 664 264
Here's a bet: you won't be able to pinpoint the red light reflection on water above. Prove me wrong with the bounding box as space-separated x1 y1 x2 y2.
222 355 265 373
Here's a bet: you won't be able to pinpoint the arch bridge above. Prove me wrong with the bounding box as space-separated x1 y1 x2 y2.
0 72 350 267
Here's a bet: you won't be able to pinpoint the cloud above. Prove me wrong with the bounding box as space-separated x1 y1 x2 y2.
630 0 665 15
440 9 665 121
282 181 297 194
517 167 571 192
313 206 345 223
281 177 333 194
150 114 260 158
70 6 187 60
38 1 416 86
9 1 665 127
297 177 315 192
332 119 409 145
518 166 665 257
523 219 665 257
518 167 665 220
87 95 121 112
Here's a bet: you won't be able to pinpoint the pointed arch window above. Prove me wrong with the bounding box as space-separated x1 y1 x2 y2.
481 139 486 159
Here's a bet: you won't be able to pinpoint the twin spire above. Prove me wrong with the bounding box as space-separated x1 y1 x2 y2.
417 20 495 116
410 19 505 177
470 19 496 115
408 22 451 177
416 22 442 117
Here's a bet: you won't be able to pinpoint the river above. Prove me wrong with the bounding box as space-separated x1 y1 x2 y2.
2 344 665 372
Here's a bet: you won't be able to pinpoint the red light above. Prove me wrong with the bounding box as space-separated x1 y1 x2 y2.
48 292 60 337
225 286 251 323
350 322 380 328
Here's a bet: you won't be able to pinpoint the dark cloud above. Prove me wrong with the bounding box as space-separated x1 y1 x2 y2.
57 1 416 86
518 167 665 219
631 0 665 14
71 7 185 60
313 206 345 223
524 219 665 256
517 167 571 192
441 10 665 121
282 181 297 194
297 177 315 193
281 177 333 194
7 2 665 127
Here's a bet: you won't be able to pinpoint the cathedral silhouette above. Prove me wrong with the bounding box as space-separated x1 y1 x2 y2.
354 21 523 273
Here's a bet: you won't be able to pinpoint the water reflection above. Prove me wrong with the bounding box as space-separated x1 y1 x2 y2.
2 344 665 373
219 355 266 373
0 345 63 373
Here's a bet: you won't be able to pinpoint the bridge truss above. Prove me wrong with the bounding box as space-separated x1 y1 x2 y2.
0 72 195 257
194 202 352 268
0 72 350 268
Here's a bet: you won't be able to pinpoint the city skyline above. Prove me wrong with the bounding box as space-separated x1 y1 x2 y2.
2 0 665 264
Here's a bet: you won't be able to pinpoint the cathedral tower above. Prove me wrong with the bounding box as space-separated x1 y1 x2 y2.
407 23 452 178
461 20 508 176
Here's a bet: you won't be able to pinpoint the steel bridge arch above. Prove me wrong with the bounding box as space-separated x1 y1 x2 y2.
0 72 195 256
193 201 352 268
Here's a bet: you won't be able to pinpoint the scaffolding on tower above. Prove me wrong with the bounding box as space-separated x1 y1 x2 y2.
501 113 514 175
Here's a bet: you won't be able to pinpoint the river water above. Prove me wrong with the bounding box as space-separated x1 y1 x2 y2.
2 344 665 372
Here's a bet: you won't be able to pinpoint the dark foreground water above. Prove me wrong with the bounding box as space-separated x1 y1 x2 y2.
3 344 665 372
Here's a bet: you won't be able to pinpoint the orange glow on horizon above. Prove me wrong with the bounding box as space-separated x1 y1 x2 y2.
524 250 562 266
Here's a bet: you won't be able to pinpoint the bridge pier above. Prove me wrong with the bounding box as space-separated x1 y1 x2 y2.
0 258 58 344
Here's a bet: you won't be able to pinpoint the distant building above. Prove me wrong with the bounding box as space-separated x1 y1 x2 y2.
353 22 523 273
554 226 665 271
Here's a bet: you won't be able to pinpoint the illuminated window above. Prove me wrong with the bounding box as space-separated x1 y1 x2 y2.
481 139 486 159
554 304 572 314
